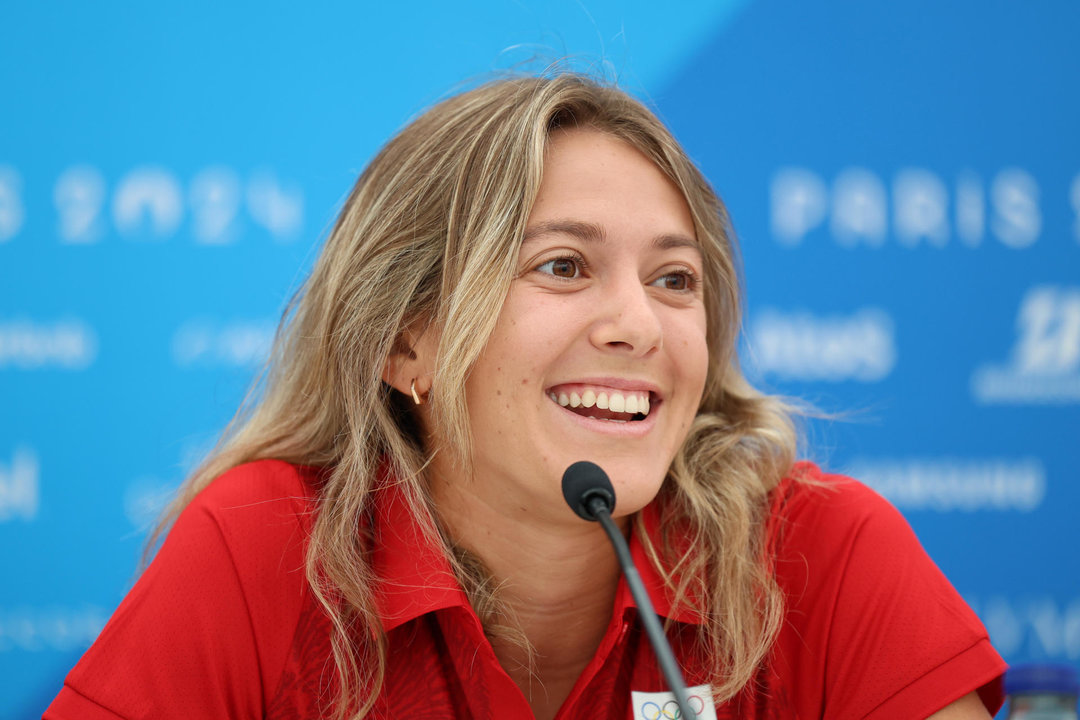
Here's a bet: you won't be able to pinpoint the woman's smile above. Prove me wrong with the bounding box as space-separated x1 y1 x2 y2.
544 380 662 438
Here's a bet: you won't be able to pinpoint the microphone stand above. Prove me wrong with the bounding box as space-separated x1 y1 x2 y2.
585 495 696 720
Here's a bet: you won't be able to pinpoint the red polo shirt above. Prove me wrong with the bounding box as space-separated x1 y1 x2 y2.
45 460 1004 719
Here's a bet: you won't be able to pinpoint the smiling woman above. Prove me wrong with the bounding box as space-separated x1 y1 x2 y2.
45 74 1005 720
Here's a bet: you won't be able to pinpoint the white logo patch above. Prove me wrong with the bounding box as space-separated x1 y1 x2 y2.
630 684 717 720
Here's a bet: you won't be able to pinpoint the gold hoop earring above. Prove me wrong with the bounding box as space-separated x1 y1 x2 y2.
410 378 424 406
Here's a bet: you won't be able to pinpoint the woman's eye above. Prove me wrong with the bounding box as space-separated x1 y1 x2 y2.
651 271 695 291
536 257 581 279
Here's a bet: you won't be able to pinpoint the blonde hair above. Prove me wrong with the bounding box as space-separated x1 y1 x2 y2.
153 72 797 717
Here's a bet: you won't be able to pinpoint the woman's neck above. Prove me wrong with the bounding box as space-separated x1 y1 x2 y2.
430 473 626 719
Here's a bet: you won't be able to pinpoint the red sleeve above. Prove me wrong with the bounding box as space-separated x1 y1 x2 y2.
775 466 1006 720
44 461 315 720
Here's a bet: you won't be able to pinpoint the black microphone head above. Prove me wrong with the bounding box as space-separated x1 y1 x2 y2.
562 461 616 521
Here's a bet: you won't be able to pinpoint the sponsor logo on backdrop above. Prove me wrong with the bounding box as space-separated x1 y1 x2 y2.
0 447 39 522
967 595 1080 662
171 318 276 368
0 164 303 244
0 165 23 243
0 318 98 370
971 285 1080 404
771 166 1046 249
0 606 108 652
845 457 1046 512
745 307 895 382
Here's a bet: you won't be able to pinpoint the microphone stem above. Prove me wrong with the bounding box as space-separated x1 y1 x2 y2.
590 499 696 720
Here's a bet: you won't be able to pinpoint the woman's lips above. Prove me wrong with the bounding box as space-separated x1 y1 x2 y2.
545 382 662 436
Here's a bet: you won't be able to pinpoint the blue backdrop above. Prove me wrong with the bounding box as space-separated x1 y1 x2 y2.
2 1 1077 717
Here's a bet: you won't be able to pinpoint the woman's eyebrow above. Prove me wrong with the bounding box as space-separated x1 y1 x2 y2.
522 219 698 251
523 219 604 244
653 233 699 251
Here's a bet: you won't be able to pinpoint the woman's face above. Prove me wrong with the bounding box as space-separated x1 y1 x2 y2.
448 128 709 524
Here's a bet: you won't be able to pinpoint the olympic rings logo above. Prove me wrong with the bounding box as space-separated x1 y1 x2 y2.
639 694 706 719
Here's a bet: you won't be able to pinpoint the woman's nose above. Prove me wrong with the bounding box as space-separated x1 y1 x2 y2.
588 277 663 357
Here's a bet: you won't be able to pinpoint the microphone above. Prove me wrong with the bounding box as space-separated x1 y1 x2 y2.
561 461 695 720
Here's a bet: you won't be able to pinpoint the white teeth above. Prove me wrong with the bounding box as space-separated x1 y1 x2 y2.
549 388 653 416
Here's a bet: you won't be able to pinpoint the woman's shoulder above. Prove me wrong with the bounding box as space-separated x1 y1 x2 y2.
169 458 322 579
177 458 320 537
768 459 937 596
767 467 1006 717
163 460 324 602
45 460 327 719
190 458 322 512
772 460 906 538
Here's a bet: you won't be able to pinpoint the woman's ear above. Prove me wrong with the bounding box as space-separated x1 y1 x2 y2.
382 326 439 404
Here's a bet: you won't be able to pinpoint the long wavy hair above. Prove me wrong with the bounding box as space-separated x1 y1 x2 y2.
152 72 797 718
